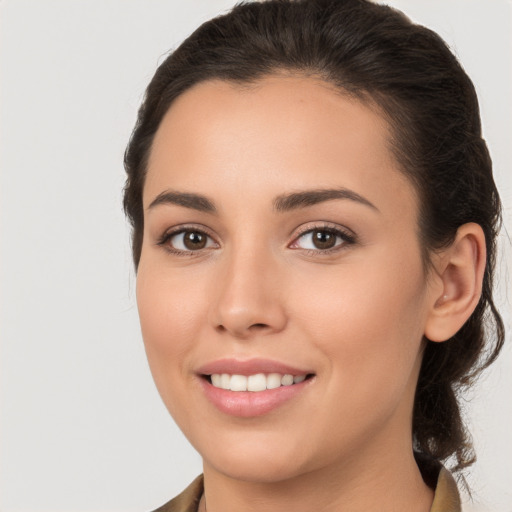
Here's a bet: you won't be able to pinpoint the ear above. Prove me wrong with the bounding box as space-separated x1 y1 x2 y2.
424 223 486 343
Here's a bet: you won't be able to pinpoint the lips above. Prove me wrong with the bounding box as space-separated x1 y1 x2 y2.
197 358 315 417
197 357 311 376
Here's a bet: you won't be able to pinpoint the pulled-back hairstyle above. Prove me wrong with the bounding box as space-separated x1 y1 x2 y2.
124 0 504 474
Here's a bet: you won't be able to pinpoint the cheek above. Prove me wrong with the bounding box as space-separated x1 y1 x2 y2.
294 248 427 395
135 261 209 391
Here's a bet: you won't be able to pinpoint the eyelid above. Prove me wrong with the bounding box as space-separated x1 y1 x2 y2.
288 222 357 253
157 223 219 255
156 221 356 256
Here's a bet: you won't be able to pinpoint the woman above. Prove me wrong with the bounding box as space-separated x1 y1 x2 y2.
123 1 504 511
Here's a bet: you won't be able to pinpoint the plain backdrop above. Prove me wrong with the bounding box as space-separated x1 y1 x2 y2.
1 1 511 511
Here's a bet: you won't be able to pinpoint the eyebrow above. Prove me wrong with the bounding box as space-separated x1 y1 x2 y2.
273 188 379 213
147 187 378 214
148 190 217 213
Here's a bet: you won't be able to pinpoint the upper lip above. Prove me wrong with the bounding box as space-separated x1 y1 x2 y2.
197 358 312 376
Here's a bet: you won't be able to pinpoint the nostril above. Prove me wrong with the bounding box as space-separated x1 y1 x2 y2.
248 323 270 332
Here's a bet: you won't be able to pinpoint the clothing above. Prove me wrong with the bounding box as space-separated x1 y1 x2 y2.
151 465 461 512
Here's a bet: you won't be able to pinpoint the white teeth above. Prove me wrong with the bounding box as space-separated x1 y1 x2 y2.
230 374 247 391
266 373 282 389
209 373 308 391
220 373 230 389
281 374 294 386
247 373 267 392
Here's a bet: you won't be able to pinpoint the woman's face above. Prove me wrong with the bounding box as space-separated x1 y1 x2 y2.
137 76 436 483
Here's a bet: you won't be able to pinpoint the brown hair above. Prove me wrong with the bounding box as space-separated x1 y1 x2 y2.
124 0 504 473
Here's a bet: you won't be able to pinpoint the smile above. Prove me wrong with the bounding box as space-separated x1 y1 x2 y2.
210 373 307 392
197 359 315 417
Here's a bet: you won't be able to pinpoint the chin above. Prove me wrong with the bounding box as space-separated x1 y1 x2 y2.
206 449 309 484
194 427 314 483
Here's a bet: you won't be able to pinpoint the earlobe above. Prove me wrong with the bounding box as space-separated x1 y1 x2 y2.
424 223 486 343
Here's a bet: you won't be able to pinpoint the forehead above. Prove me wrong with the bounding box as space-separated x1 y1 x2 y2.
145 75 417 219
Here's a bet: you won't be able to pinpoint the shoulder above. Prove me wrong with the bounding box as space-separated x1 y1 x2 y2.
416 453 461 512
150 475 204 512
430 467 461 512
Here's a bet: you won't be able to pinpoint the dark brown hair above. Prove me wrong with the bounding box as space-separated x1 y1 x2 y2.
124 0 504 473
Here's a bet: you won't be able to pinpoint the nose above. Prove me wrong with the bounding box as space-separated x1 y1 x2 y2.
209 246 288 339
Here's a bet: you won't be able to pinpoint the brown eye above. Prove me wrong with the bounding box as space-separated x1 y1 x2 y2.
311 230 337 250
166 229 216 252
291 226 355 253
183 231 207 250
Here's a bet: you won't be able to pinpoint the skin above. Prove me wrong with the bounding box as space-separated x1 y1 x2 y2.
136 75 485 512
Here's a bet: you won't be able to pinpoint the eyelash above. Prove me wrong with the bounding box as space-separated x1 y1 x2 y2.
156 223 357 257
291 223 357 256
157 224 218 257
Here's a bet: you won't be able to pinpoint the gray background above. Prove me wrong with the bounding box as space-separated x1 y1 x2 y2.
1 1 511 511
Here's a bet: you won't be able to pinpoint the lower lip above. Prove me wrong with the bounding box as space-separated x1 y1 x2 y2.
199 377 312 417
